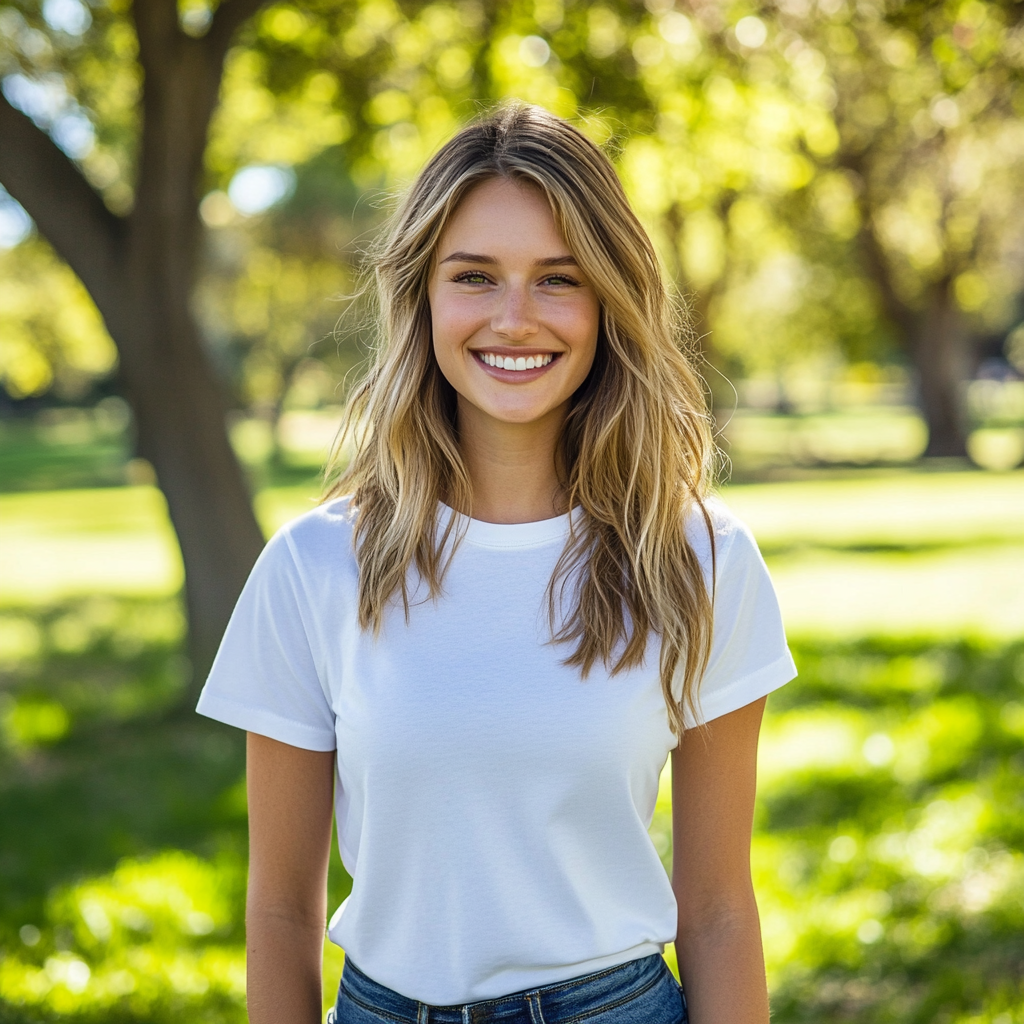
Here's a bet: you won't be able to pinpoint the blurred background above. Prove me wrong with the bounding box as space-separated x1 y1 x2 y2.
1 0 1024 1021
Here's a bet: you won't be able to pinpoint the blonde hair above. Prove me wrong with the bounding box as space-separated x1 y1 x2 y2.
323 103 716 734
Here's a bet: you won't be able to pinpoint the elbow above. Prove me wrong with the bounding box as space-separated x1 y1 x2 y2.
674 884 760 947
246 879 327 934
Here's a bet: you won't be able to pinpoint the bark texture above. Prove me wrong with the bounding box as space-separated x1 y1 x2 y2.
911 280 971 458
856 216 971 459
0 0 269 691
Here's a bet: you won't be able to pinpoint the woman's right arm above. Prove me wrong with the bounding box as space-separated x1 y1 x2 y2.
246 731 336 1024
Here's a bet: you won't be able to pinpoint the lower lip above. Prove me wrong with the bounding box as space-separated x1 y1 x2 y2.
474 353 561 383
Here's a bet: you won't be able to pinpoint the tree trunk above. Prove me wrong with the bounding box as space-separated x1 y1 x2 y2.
115 272 266 689
910 279 971 459
0 0 270 695
123 3 268 688
852 209 971 460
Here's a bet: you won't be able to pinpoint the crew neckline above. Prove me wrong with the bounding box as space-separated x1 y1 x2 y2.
439 503 579 549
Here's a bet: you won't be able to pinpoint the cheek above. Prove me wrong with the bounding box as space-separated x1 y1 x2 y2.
431 298 478 352
562 298 600 358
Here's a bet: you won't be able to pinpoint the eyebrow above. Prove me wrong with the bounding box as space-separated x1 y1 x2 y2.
438 251 578 267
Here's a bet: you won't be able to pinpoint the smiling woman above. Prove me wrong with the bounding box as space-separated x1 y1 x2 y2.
196 104 796 1024
427 178 600 518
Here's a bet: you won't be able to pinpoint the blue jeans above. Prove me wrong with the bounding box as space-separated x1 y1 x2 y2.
329 953 688 1024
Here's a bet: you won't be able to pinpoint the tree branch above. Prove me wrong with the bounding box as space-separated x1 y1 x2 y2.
0 92 125 317
206 0 270 61
837 148 919 344
854 214 919 346
132 0 181 80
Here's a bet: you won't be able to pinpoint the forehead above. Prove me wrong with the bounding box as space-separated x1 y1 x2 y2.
437 178 567 252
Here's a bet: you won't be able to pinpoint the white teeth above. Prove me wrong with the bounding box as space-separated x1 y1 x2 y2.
478 353 555 371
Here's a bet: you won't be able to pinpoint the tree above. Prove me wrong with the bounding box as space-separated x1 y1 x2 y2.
0 0 268 685
797 0 1024 456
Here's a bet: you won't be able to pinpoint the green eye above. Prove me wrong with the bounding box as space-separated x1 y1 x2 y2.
454 272 489 284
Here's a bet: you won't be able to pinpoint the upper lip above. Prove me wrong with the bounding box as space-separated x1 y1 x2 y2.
470 347 561 357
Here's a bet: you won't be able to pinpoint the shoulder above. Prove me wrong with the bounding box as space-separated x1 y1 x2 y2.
271 495 357 558
684 494 761 580
252 496 359 599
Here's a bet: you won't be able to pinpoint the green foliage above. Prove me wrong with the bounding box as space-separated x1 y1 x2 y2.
5 0 1024 415
800 0 1024 336
0 241 117 401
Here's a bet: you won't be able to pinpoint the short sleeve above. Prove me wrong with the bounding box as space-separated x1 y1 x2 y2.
678 505 797 727
196 529 337 751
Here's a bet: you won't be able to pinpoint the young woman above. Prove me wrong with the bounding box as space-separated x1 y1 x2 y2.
197 104 795 1024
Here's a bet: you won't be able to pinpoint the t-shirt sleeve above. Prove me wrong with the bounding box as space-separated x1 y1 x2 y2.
195 529 337 751
678 509 797 728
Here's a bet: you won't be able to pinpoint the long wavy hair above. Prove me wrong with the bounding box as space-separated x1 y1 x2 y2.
323 103 716 734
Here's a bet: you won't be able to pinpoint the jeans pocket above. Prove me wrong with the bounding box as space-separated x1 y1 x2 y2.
585 965 685 1024
333 983 399 1024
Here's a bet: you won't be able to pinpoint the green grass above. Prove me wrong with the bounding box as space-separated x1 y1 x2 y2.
1 467 1023 1021
0 418 131 495
652 636 1024 1022
0 592 351 1021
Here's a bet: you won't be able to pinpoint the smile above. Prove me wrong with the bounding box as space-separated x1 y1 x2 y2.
475 352 556 371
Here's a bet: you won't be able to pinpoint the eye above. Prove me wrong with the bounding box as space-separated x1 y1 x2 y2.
541 273 581 287
451 271 492 285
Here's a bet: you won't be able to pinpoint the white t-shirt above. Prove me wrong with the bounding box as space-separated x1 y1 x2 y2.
196 496 795 1005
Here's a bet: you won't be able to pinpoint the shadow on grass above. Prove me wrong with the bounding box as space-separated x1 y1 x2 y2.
760 636 1024 1024
0 598 245 924
0 596 350 1023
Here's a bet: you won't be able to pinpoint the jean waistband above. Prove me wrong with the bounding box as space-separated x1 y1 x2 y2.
339 953 669 1023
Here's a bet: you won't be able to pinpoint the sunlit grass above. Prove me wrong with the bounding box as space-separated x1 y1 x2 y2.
0 489 182 604
0 852 247 1023
651 637 1024 1021
5 471 1022 636
767 543 1024 638
723 407 929 472
723 470 1024 550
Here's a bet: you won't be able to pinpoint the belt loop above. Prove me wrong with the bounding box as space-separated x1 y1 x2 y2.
461 1006 471 1024
527 991 546 1024
417 1002 429 1024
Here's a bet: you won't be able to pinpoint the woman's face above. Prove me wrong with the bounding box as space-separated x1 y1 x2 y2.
427 178 600 436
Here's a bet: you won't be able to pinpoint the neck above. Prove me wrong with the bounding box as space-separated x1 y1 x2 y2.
455 403 567 524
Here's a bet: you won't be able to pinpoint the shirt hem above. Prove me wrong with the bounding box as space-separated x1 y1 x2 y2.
686 649 797 727
323 938 665 1005
195 691 337 751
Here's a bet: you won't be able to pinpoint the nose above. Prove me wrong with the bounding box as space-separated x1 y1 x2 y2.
490 284 538 341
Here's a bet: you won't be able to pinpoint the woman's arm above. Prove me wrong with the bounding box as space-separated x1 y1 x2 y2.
671 696 769 1024
246 732 336 1024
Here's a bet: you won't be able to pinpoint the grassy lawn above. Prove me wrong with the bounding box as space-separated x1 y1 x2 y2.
1 467 1022 1021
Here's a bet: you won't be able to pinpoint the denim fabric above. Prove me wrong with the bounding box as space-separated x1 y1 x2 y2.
328 953 688 1024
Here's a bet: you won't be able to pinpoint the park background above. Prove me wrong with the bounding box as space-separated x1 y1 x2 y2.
2 0 1024 1020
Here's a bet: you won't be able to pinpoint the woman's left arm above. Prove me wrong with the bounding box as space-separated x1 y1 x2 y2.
671 695 769 1024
